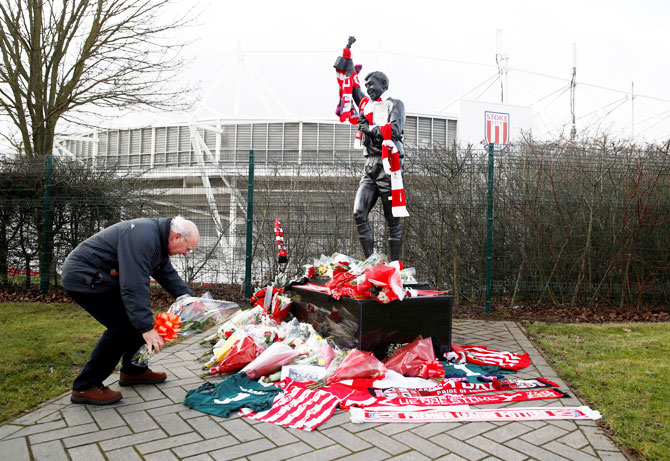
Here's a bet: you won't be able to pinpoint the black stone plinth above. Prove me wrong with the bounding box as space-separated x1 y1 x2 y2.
290 286 453 360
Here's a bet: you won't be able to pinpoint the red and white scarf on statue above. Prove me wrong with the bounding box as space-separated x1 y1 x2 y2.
336 51 360 125
354 94 408 217
336 72 360 124
354 96 371 149
380 122 409 217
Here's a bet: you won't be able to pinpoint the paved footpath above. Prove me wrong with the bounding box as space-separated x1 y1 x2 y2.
1 320 630 460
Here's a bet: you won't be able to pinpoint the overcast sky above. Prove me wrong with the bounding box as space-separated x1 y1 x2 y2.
4 0 669 148
139 0 664 141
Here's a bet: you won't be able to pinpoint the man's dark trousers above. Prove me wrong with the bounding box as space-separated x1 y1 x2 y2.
67 290 148 390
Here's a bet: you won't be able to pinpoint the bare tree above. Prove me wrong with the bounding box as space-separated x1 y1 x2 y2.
0 0 194 157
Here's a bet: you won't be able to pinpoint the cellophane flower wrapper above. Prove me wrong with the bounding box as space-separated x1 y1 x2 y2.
282 318 316 347
322 348 348 377
131 344 153 367
400 267 417 283
319 341 336 368
325 349 387 384
305 253 354 279
168 292 239 336
384 336 436 377
292 334 329 366
326 271 358 299
269 294 293 323
241 342 300 380
205 332 242 368
216 306 269 340
363 262 405 302
207 336 259 376
347 253 385 276
235 323 283 350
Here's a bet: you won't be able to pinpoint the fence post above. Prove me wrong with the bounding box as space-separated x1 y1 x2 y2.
485 143 494 314
39 155 53 294
244 149 255 299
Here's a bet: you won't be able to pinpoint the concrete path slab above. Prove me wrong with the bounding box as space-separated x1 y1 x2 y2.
1 320 630 460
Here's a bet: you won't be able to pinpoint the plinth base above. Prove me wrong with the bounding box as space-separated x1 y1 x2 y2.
290 286 452 360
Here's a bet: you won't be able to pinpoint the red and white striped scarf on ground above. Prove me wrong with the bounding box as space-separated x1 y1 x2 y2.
350 406 602 423
367 388 567 408
239 379 339 431
448 343 531 371
322 379 565 410
380 123 409 217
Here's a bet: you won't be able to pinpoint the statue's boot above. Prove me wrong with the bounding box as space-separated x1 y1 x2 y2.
357 222 375 258
388 223 402 262
388 238 402 262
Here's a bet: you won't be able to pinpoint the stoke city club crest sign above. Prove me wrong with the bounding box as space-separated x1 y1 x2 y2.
484 111 511 150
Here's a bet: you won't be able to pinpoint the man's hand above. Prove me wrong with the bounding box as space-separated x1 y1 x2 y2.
142 328 164 355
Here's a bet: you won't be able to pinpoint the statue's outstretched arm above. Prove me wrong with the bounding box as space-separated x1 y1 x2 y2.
334 36 365 105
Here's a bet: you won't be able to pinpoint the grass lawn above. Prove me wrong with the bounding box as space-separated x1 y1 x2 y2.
526 321 670 461
0 302 103 422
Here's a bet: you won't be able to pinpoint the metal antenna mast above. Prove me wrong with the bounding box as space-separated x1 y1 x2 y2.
631 81 635 139
570 43 577 140
496 29 509 103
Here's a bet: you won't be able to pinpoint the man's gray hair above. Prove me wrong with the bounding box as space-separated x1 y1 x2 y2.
170 216 193 238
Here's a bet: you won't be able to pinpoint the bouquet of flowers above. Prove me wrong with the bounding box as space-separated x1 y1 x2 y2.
307 349 387 388
399 266 417 284
235 323 283 349
204 313 277 366
216 306 270 340
282 318 316 346
301 252 420 303
291 333 331 366
384 335 436 377
203 336 260 377
304 253 353 279
326 270 358 299
326 349 387 383
352 262 406 303
131 312 182 367
241 342 301 379
323 256 406 304
168 292 239 336
249 286 293 324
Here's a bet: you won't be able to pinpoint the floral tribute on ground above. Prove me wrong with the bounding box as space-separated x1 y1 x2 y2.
179 253 601 430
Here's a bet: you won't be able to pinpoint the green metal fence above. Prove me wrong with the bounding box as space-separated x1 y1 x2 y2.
2 139 669 308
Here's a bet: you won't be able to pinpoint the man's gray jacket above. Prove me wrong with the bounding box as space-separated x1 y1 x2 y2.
62 218 193 333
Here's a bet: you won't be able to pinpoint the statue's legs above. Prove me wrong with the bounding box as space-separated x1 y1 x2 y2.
373 157 403 262
380 191 402 261
353 176 379 258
